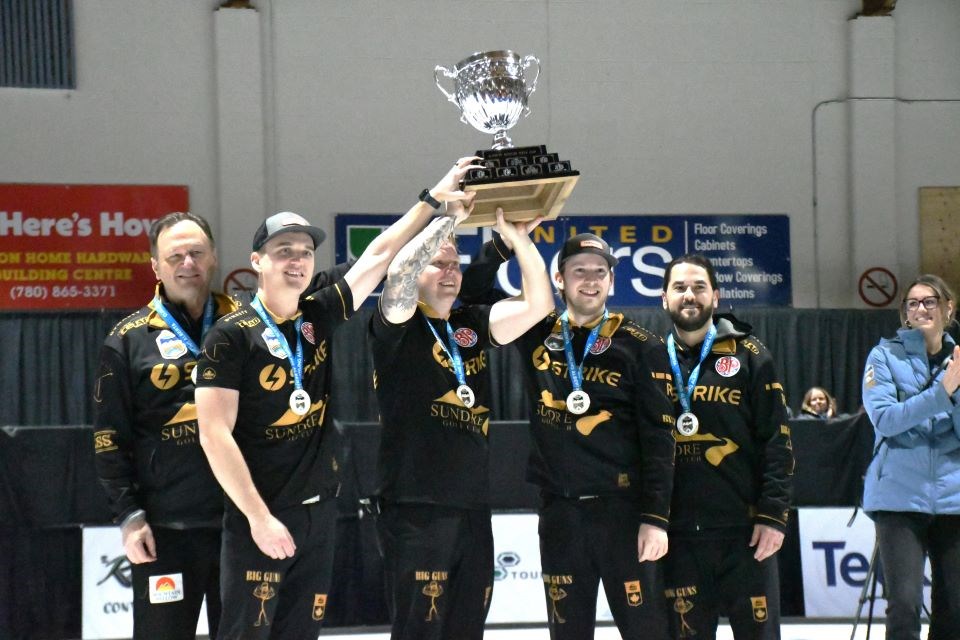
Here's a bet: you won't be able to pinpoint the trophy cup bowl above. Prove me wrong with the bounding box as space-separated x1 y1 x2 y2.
434 50 578 226
435 50 540 150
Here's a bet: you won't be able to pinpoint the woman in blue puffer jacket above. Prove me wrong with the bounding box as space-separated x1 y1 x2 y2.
862 274 960 640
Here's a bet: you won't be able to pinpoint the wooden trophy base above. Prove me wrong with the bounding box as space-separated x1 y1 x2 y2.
458 145 579 228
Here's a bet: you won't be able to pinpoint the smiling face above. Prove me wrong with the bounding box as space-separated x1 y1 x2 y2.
903 283 953 339
417 241 462 313
806 388 829 415
662 262 719 333
251 231 316 296
556 253 612 323
151 220 217 309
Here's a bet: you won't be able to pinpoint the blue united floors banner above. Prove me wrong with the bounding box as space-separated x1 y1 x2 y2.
335 214 791 307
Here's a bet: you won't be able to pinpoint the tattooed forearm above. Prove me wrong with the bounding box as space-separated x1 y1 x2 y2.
380 215 458 317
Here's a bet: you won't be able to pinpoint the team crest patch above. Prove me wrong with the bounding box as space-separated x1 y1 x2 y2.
261 328 286 359
312 594 327 621
864 364 876 388
148 573 184 603
624 580 643 607
544 333 565 351
751 596 768 622
301 322 315 345
715 355 741 377
156 330 188 360
590 336 612 355
453 327 478 348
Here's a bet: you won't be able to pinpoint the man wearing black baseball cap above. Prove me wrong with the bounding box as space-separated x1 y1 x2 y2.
461 231 676 639
196 157 482 638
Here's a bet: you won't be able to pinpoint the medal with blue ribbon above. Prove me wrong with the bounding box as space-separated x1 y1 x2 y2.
560 310 608 415
423 315 475 408
152 294 215 385
251 296 310 416
666 323 717 436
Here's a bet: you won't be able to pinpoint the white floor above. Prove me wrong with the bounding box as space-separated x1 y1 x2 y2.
319 620 929 639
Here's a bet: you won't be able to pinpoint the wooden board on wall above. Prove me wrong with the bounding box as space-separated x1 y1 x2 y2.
919 187 960 296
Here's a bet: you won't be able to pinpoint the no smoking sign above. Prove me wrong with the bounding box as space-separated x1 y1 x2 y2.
858 267 898 308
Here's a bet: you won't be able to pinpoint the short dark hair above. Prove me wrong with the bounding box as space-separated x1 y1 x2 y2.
149 212 215 257
662 253 718 290
899 273 957 328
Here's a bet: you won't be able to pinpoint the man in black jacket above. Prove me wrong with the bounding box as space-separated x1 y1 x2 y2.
462 232 676 640
660 253 793 640
93 212 232 639
93 212 352 640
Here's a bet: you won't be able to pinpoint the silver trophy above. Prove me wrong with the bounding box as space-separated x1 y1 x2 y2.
435 50 540 150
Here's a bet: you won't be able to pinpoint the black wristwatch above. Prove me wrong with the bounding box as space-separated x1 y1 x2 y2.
418 188 442 210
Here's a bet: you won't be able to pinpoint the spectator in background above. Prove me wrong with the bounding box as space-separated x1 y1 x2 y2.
797 386 837 420
862 273 960 640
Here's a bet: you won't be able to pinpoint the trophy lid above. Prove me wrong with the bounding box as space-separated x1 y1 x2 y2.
454 50 522 71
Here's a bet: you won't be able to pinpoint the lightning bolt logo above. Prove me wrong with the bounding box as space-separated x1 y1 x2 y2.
150 364 180 390
432 343 451 370
532 346 551 371
259 364 287 391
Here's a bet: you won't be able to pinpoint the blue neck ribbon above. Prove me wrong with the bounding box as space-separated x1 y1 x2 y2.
152 294 215 357
423 315 467 387
560 310 608 393
251 296 304 392
666 324 717 414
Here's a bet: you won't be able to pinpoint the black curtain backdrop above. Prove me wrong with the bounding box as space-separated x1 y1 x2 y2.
0 306 907 638
1 306 903 428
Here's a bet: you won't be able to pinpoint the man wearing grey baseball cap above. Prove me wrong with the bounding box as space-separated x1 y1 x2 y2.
195 157 482 638
251 211 327 254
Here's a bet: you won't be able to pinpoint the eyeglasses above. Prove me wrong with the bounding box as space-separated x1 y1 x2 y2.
904 295 940 312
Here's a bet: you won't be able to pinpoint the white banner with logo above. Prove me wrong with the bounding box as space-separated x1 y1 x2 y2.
798 507 931 618
488 513 613 624
82 526 208 639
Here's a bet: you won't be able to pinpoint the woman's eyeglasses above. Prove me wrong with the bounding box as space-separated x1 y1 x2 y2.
904 296 940 312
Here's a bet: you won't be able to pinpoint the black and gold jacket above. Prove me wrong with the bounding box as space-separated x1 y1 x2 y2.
371 302 495 509
195 277 354 515
668 314 794 534
514 313 677 528
460 237 676 527
93 287 238 527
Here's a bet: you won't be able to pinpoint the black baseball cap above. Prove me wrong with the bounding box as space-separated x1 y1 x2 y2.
252 212 326 251
558 233 618 269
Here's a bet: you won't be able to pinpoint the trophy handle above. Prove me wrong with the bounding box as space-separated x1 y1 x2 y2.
434 65 459 105
521 55 540 116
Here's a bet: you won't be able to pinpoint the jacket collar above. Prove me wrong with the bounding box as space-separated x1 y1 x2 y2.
892 327 955 356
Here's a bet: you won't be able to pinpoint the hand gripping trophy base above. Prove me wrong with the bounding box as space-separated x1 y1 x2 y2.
458 144 580 228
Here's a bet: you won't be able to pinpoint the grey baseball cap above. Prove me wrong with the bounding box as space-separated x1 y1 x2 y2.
252 211 326 251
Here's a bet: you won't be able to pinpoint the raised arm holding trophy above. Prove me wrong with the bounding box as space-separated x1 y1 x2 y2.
435 50 579 226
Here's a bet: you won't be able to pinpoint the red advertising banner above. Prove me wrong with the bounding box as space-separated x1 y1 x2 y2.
0 184 189 310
